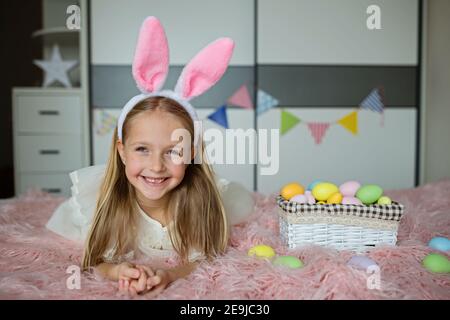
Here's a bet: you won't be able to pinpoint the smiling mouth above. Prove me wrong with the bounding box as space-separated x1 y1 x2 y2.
140 176 168 186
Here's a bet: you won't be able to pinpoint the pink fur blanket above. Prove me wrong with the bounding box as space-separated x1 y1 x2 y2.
1 180 449 300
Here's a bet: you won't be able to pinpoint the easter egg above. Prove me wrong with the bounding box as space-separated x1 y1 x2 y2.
342 196 363 205
327 192 343 204
248 245 276 259
347 255 378 270
377 196 392 205
312 182 339 201
290 194 307 204
428 237 450 252
273 256 304 269
422 253 450 273
305 193 316 204
281 183 305 200
339 181 361 197
317 201 326 204
356 185 383 205
307 180 321 191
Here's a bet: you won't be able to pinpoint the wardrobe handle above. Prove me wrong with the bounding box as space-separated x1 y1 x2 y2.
42 188 61 194
39 110 60 116
39 150 60 155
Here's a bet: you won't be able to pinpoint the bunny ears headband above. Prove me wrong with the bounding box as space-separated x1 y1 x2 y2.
117 16 235 145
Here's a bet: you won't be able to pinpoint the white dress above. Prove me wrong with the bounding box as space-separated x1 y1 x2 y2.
46 164 254 262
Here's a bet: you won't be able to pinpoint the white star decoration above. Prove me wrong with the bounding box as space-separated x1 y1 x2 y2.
33 44 78 88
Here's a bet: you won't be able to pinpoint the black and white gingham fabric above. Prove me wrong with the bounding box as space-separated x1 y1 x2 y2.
276 195 404 221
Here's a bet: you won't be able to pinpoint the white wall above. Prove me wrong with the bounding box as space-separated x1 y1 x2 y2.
91 0 254 66
258 0 418 65
424 0 450 182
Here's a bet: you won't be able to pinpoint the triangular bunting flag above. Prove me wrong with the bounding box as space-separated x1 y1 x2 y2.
281 110 301 135
337 111 358 135
227 84 253 109
307 122 330 145
360 88 384 113
207 105 229 129
257 89 279 115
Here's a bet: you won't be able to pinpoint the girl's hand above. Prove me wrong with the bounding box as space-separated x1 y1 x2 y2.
127 265 153 296
116 262 140 294
125 265 170 297
145 269 171 298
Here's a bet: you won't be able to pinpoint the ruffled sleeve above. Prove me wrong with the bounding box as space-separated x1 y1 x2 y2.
46 164 106 242
215 176 255 226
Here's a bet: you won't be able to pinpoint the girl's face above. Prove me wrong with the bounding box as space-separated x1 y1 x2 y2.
117 109 191 206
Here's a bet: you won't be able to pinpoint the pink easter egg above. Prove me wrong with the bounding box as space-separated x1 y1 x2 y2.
305 193 316 204
342 196 363 205
339 181 361 197
290 194 307 204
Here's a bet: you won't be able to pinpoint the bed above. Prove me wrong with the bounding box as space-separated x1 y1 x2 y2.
0 180 449 300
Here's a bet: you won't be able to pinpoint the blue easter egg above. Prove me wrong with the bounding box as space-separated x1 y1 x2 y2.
307 180 322 191
428 237 450 252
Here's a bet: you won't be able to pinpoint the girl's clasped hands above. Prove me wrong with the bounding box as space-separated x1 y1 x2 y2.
116 262 170 297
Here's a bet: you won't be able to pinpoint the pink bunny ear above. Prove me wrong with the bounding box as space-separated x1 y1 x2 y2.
175 38 234 100
132 16 169 93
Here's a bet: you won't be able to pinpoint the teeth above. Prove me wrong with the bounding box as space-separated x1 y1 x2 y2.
143 176 166 184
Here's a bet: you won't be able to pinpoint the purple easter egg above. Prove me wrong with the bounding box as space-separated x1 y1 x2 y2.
347 255 378 270
290 194 307 204
305 193 316 204
342 196 363 205
339 181 361 197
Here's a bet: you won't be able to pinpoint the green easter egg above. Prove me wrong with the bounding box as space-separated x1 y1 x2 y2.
377 196 392 205
422 253 450 273
273 256 304 269
356 185 383 205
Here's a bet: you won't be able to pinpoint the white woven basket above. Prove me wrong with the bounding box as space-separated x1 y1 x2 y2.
277 196 404 253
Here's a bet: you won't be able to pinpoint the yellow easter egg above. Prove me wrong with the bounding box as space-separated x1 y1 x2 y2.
248 245 276 259
327 192 343 204
281 183 305 200
312 182 339 201
317 201 326 204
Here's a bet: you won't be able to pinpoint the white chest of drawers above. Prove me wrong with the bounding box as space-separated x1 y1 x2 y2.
12 88 90 197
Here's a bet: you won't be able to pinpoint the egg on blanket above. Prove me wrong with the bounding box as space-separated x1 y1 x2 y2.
273 256 304 269
428 237 450 252
347 255 378 270
312 182 339 201
248 245 276 259
281 183 305 200
339 181 361 197
422 253 450 273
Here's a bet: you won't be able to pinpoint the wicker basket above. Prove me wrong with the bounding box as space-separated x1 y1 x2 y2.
277 195 404 253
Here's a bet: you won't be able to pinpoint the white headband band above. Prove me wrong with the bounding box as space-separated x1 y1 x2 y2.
117 90 199 143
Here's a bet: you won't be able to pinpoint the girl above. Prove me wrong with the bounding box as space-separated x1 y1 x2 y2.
46 17 254 297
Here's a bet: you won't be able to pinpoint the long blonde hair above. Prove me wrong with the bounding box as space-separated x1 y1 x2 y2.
82 97 228 270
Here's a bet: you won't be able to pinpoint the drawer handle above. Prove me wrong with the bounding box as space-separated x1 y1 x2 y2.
42 188 61 194
39 110 60 116
39 149 60 155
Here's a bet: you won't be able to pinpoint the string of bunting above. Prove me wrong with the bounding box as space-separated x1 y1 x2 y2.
94 85 385 146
